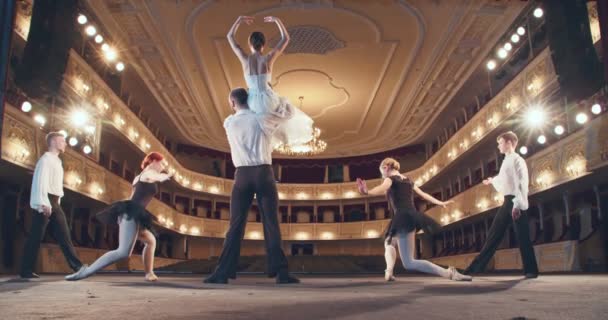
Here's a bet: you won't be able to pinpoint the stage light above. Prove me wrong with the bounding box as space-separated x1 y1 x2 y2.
519 146 528 155
554 125 565 135
116 62 125 72
59 130 68 138
533 8 544 18
504 42 513 51
21 101 32 112
104 48 117 61
85 25 97 37
517 26 526 36
497 48 508 59
70 110 89 127
576 113 588 124
77 14 87 25
591 103 602 115
524 107 546 128
94 35 103 44
34 114 46 126
85 125 96 134
537 135 546 144
101 43 110 52
83 145 92 154
486 60 496 70
511 34 520 43
69 137 79 146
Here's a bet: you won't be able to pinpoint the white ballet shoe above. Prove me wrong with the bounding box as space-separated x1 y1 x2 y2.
384 270 396 282
145 273 158 282
65 264 89 281
448 266 472 281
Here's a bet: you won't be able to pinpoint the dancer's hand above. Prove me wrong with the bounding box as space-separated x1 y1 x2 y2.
238 16 254 25
482 177 493 185
264 16 279 23
40 205 52 217
512 208 521 220
356 178 368 195
440 200 454 208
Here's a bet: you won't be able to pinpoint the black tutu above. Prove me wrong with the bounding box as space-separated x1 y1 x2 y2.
95 200 157 232
383 207 441 241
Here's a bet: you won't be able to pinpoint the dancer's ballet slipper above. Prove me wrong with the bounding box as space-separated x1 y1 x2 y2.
145 273 158 282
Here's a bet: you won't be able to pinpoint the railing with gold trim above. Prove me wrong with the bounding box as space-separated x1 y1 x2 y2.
3 103 606 238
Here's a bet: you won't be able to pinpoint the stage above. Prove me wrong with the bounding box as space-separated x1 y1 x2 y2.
1 274 606 319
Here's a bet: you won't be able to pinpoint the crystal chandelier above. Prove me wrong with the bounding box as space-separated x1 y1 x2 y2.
274 127 327 156
274 96 327 156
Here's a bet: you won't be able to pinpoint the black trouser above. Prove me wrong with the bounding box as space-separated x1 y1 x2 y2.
213 165 288 277
20 195 82 275
465 195 539 275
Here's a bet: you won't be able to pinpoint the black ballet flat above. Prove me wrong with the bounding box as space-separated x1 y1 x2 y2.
276 270 300 284
203 273 228 284
20 272 40 279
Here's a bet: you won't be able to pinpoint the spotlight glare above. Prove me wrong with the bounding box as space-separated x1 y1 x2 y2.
101 43 110 52
554 125 565 135
497 48 508 59
94 34 103 44
21 101 32 112
517 26 526 36
511 34 520 43
504 42 513 51
591 103 602 115
77 14 87 25
576 112 588 124
83 145 92 154
533 8 544 18
537 135 547 145
486 60 497 70
525 107 546 128
69 137 79 147
85 25 97 37
34 114 46 126
85 125 96 134
70 110 89 127
104 48 117 61
116 62 125 72
519 146 528 155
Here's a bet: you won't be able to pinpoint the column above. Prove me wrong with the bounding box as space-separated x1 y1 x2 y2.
324 166 329 183
562 192 570 226
343 165 350 182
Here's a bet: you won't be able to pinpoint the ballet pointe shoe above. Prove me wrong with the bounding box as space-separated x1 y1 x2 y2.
384 270 396 282
448 266 472 282
145 273 158 282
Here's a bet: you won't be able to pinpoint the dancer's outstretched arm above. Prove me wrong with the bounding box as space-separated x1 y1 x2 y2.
412 185 453 208
357 178 392 196
265 16 290 64
140 170 174 183
227 16 253 64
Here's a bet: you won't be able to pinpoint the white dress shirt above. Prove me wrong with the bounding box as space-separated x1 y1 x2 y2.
224 104 294 167
491 152 529 210
30 152 64 212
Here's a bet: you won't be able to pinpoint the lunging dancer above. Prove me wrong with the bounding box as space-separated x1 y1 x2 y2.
357 158 471 281
66 152 172 281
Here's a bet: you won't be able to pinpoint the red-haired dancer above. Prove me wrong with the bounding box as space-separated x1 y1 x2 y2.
66 152 173 281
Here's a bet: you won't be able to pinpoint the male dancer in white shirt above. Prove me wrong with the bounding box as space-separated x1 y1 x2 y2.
20 132 85 278
204 88 299 284
464 131 539 278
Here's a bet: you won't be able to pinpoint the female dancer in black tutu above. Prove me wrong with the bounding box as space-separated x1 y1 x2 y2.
357 158 471 282
66 152 173 281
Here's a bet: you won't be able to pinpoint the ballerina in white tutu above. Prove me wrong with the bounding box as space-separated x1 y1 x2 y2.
227 15 314 146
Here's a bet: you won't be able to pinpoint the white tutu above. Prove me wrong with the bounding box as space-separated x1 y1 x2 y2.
245 73 314 146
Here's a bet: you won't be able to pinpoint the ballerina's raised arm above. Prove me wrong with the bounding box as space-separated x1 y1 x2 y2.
264 16 290 67
227 16 254 64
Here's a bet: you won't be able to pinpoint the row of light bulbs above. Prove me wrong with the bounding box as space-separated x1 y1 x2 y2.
486 7 544 71
21 101 95 155
77 14 125 72
518 102 604 155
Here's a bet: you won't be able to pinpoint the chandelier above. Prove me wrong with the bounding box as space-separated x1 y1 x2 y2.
274 127 327 156
274 96 328 156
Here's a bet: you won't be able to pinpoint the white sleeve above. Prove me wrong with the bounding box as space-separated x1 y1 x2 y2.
30 156 52 211
512 156 529 210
